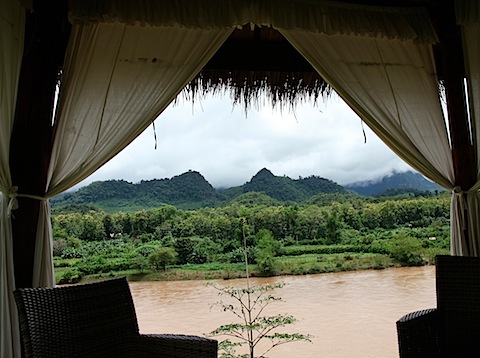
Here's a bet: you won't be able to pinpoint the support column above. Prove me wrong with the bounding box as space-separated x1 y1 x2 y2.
434 0 477 255
10 0 70 288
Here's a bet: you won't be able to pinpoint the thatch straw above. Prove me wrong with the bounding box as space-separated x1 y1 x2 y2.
181 69 332 112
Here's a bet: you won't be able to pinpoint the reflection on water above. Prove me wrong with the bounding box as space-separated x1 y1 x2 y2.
130 266 435 357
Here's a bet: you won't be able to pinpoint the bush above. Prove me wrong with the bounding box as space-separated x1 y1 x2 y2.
148 247 178 270
74 255 108 275
224 246 257 264
53 239 67 257
380 234 426 266
255 229 279 276
61 247 83 259
58 268 83 284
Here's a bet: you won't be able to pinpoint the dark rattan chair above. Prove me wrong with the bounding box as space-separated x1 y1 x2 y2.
396 255 480 358
13 277 217 358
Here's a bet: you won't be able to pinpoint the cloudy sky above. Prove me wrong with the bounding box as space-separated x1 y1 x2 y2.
74 92 412 190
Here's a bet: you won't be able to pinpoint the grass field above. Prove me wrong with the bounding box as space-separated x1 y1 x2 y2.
54 252 400 284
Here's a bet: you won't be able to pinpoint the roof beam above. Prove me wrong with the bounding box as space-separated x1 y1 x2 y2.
203 40 316 73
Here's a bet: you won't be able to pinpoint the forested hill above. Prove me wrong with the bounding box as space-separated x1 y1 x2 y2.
51 168 441 213
220 168 347 202
51 168 348 212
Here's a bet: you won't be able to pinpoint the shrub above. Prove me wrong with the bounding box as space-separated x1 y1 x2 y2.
381 234 426 266
148 247 178 270
53 239 67 257
58 268 83 284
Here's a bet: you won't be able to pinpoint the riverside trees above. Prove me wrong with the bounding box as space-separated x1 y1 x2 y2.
51 193 450 282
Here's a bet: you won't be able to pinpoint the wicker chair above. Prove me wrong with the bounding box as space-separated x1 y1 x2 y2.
396 255 480 358
13 277 217 358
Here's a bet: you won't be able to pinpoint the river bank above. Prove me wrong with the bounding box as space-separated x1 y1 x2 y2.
72 252 420 284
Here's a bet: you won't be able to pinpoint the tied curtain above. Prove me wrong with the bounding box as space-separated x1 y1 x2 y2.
244 0 479 256
0 1 24 357
277 1 480 256
34 22 234 287
455 0 480 256
2 1 237 356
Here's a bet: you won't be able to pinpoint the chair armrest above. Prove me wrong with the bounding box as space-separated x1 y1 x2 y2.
134 334 217 358
396 308 441 358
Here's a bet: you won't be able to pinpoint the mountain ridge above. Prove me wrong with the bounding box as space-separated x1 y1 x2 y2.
51 169 441 212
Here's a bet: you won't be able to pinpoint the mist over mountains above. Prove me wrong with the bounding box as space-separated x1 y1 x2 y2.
51 168 441 212
344 170 441 196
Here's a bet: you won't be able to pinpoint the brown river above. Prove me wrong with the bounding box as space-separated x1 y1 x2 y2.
130 266 435 358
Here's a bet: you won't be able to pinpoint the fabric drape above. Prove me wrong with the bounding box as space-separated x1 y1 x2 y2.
452 0 480 256
70 0 437 42
279 27 480 255
281 31 453 184
0 1 24 357
31 21 233 287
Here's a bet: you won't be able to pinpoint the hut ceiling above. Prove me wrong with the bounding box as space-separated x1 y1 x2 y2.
185 25 330 110
184 0 451 110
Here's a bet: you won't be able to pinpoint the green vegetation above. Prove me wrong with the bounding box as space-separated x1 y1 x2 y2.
52 192 451 284
51 168 355 212
208 219 312 358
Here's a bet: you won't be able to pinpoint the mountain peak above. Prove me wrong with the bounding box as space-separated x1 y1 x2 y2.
251 168 274 181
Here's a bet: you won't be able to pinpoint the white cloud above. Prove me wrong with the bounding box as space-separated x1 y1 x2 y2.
73 93 412 191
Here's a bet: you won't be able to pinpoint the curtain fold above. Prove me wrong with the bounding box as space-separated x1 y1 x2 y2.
452 0 480 256
277 27 469 253
69 0 248 28
32 21 233 288
280 30 453 186
70 0 437 42
0 0 24 356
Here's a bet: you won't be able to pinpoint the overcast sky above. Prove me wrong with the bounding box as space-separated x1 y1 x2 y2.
74 92 412 190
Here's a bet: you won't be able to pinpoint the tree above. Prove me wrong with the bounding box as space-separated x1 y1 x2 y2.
255 229 280 276
174 237 196 264
148 247 177 270
324 210 341 244
208 218 311 358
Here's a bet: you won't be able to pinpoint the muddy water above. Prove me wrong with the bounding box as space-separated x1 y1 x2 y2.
130 266 435 357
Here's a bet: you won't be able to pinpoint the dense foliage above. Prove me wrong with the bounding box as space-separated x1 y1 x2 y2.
52 193 451 284
51 168 355 212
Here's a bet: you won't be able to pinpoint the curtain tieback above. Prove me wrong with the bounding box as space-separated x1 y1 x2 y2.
453 186 479 196
6 187 47 219
452 186 480 230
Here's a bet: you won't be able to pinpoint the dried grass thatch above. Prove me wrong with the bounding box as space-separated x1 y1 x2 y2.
182 69 332 112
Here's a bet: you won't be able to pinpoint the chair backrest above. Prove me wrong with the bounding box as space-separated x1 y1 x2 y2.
436 254 480 312
435 255 480 356
14 277 139 358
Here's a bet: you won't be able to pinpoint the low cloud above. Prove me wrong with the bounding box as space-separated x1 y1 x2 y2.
75 93 412 191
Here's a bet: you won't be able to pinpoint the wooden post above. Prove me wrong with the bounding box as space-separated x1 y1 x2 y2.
434 1 477 254
9 1 70 287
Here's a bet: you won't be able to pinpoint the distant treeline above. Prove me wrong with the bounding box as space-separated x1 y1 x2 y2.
51 168 442 212
52 193 451 283
53 194 449 253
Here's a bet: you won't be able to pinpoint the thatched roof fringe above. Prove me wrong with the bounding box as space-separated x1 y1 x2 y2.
182 70 331 112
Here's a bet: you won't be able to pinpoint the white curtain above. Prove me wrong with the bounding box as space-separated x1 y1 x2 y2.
257 2 480 256
278 30 480 256
0 1 24 357
281 33 453 185
236 0 480 254
246 0 480 256
31 21 234 286
454 0 480 256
